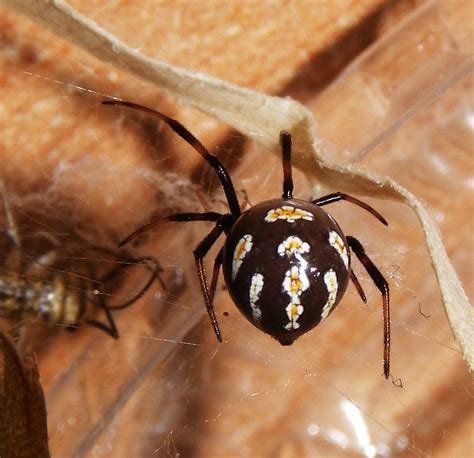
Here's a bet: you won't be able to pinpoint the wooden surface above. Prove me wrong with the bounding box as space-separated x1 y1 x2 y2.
0 1 472 456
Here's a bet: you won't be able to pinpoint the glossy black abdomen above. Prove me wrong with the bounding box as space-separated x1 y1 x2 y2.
223 198 351 344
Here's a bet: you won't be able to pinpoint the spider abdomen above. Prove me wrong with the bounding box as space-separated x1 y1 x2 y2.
223 198 351 345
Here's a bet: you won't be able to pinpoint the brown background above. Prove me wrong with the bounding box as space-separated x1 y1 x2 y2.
0 0 472 456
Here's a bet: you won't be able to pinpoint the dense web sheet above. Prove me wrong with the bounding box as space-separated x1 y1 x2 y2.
0 1 472 456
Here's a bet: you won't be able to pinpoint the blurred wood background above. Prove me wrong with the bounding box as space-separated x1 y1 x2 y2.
0 0 472 456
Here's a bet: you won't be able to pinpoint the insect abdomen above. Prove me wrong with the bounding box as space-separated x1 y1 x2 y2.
0 275 84 326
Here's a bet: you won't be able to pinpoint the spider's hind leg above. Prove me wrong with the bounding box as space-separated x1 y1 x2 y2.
350 269 367 303
346 235 390 379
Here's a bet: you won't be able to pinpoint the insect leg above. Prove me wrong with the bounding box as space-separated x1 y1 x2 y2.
87 295 119 339
312 192 388 226
347 235 390 379
71 266 118 338
105 256 166 310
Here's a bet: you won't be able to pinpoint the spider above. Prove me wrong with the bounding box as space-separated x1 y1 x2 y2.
104 100 391 378
0 183 166 338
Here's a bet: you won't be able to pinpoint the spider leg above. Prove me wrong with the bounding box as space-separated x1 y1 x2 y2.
346 235 390 379
102 101 241 218
350 269 367 303
312 192 388 226
119 212 223 247
209 247 224 304
193 215 234 342
280 131 293 199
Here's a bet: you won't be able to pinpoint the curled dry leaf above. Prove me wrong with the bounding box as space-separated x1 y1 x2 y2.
2 0 472 371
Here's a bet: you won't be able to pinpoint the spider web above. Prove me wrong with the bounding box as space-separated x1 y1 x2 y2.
0 2 472 457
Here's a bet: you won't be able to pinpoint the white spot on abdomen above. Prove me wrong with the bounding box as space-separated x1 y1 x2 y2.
285 302 304 330
265 206 313 223
278 236 310 257
249 273 264 322
232 234 253 279
321 269 338 320
282 253 309 330
329 231 349 269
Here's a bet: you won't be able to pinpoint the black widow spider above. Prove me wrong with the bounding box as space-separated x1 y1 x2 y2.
103 100 392 379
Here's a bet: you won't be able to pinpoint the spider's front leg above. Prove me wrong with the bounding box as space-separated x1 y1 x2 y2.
193 215 234 342
312 192 388 225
